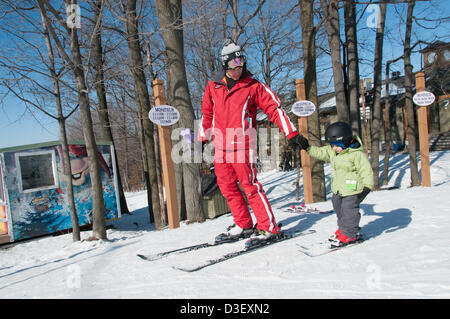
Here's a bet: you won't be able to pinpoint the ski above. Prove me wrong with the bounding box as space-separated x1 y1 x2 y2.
283 204 333 215
137 236 248 261
173 229 316 272
297 238 364 257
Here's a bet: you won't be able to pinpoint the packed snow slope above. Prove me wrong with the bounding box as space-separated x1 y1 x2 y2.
1 151 450 298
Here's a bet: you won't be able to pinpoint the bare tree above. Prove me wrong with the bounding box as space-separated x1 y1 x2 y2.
121 0 162 227
37 0 107 239
155 0 205 223
143 40 166 225
183 0 225 118
299 0 326 202
382 58 395 186
253 1 302 96
344 0 361 136
40 7 81 241
103 0 166 226
403 0 420 186
370 0 387 190
89 0 130 215
0 0 81 241
227 0 266 42
320 0 349 122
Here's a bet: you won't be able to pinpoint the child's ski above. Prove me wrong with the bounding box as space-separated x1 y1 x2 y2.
283 204 333 215
297 238 364 257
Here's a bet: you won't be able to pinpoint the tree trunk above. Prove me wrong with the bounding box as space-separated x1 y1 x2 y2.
69 20 106 239
91 0 130 215
382 61 393 186
137 111 154 224
145 43 167 225
40 10 80 242
320 0 349 122
38 0 107 239
344 0 361 136
124 0 162 227
370 0 387 190
404 0 420 186
155 0 205 223
299 0 326 202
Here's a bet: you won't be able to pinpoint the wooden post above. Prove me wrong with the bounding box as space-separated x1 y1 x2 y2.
152 79 180 228
295 79 313 204
415 72 431 187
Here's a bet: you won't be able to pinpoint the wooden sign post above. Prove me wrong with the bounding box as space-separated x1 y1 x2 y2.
295 79 313 204
152 79 180 228
414 72 432 187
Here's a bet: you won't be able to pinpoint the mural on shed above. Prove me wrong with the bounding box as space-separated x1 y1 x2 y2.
2 143 118 241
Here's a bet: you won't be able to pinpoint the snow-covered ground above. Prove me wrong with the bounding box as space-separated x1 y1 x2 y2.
1 151 450 299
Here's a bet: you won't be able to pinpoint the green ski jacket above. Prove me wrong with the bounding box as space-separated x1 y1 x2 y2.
307 136 373 197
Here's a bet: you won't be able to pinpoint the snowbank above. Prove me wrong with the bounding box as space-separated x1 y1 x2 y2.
1 151 449 299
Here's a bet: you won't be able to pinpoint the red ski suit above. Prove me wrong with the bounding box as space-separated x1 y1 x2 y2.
199 72 298 232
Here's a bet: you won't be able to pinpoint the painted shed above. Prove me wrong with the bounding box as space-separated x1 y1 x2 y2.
0 141 121 244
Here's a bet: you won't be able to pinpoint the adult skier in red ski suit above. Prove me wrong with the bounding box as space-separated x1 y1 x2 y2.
198 39 308 241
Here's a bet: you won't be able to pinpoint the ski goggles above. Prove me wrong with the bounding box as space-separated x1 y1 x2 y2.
226 56 245 70
329 140 346 148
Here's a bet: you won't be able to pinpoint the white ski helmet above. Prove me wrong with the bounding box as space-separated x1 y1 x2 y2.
220 38 246 70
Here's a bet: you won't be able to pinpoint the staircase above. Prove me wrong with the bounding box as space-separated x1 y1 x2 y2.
429 131 450 151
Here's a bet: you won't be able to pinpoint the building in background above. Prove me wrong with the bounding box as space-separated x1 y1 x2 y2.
0 141 121 244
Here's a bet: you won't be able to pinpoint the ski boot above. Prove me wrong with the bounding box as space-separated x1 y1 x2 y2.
215 224 254 243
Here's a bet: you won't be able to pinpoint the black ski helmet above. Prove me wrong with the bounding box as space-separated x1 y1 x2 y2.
325 121 353 148
220 38 246 70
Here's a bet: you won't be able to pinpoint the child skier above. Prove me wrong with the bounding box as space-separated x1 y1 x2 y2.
293 121 373 247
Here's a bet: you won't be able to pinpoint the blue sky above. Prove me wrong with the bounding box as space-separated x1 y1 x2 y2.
0 96 60 149
0 0 449 149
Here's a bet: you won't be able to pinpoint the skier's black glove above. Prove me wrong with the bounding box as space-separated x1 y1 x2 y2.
357 187 371 204
289 134 309 150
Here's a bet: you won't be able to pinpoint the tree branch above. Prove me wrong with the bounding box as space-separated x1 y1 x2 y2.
2 80 58 120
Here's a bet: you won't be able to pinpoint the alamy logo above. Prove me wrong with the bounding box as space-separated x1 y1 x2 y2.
366 4 380 29
366 264 382 289
170 120 280 166
66 264 81 288
66 4 81 29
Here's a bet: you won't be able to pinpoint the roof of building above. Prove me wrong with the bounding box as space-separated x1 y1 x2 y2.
0 140 113 153
419 41 450 53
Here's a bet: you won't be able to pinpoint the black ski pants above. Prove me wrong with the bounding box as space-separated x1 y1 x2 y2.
331 193 361 238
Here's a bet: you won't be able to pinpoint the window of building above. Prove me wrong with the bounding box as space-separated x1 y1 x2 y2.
15 151 59 193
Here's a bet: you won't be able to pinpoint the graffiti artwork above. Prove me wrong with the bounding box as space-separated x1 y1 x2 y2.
0 142 120 242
